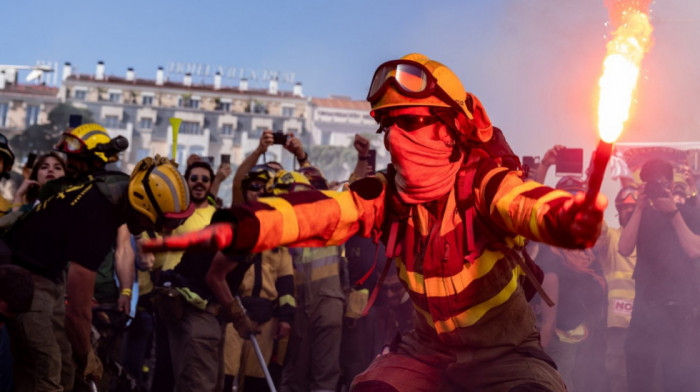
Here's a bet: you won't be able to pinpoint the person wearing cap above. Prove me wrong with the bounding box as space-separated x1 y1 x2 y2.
143 53 606 392
619 159 700 392
3 155 193 391
591 186 638 392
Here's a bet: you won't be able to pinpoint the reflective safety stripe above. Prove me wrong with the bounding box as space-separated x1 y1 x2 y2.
321 190 359 246
258 197 299 245
608 288 635 300
433 267 520 334
495 179 540 232
398 249 504 298
527 189 571 242
278 294 296 308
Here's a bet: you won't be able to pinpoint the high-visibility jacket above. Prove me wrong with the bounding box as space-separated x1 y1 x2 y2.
595 224 636 328
221 158 581 347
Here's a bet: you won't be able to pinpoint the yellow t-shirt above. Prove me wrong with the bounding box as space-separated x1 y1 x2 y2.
157 204 216 271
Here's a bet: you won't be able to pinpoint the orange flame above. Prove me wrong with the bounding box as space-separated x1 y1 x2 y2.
597 6 653 143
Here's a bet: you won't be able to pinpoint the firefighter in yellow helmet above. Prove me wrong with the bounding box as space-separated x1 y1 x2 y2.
54 122 128 181
143 54 607 392
2 155 192 390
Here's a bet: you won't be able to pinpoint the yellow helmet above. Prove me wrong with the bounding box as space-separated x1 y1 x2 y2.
269 170 314 195
128 156 194 230
55 123 112 162
367 53 493 142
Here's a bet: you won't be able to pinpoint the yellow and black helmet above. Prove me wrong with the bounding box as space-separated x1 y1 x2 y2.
128 156 194 231
269 170 314 195
55 123 119 163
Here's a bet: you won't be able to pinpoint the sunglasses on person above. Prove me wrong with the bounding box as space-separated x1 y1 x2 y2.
367 59 471 118
377 114 441 133
55 133 89 154
189 174 210 183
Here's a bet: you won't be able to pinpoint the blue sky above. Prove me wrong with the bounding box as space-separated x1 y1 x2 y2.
4 0 700 159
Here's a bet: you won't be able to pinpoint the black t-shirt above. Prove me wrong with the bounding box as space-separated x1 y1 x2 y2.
5 181 125 281
537 246 606 331
634 204 700 305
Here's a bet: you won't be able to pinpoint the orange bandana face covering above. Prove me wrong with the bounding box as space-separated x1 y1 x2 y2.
387 125 463 204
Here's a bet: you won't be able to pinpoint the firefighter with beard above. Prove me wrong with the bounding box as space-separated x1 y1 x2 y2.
142 53 606 392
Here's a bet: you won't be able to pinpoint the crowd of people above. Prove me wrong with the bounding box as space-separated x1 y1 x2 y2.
0 53 699 392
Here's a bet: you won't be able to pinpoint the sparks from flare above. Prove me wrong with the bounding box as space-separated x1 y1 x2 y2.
597 7 653 143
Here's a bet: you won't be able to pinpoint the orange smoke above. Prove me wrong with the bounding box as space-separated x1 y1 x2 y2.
597 1 653 143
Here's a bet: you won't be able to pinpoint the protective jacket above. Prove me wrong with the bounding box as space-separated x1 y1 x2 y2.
219 154 580 349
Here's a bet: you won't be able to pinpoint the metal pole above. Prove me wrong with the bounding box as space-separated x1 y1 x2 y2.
235 296 277 392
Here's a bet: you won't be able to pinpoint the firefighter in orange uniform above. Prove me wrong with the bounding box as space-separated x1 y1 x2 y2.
143 53 606 392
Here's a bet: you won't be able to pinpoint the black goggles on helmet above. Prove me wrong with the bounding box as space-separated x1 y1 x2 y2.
367 60 465 114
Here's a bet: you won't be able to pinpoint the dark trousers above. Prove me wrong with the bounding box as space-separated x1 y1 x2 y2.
626 302 700 392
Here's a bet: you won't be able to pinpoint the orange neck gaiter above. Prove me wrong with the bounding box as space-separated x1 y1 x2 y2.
388 127 462 204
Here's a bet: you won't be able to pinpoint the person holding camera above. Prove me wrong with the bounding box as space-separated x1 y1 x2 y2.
619 158 700 392
231 130 309 205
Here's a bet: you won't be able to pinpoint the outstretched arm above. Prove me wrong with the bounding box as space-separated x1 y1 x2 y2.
475 161 606 249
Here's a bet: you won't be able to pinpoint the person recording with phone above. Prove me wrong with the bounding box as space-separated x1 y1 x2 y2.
231 129 310 205
618 158 700 392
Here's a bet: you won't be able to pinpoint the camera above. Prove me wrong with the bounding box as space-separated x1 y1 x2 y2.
272 131 288 145
645 179 669 199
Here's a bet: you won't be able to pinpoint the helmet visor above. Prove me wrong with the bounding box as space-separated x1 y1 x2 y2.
368 60 434 102
157 202 195 232
55 133 88 154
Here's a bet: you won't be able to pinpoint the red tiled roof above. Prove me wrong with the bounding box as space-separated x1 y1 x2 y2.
311 97 370 110
0 84 59 97
66 74 303 99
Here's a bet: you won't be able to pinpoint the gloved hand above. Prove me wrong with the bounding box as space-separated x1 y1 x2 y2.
81 348 104 383
140 223 235 253
557 191 607 249
221 300 260 339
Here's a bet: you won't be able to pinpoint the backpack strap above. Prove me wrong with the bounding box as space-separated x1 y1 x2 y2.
359 219 401 317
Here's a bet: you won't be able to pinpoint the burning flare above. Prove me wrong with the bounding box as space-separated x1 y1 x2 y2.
597 5 653 143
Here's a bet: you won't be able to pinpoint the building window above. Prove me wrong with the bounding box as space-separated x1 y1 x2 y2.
219 102 231 112
178 97 200 109
26 105 40 127
190 98 200 109
136 148 150 162
104 115 120 128
287 128 299 135
139 118 153 129
180 121 201 135
109 93 122 103
142 95 154 105
74 90 87 100
253 102 267 114
221 124 233 135
0 103 8 127
282 106 294 117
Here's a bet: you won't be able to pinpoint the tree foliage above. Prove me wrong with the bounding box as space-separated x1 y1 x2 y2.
10 103 95 159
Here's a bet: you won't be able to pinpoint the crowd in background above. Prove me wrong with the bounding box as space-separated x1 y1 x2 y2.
0 122 698 392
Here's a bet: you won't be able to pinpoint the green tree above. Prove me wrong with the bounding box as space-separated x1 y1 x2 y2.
10 103 96 159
